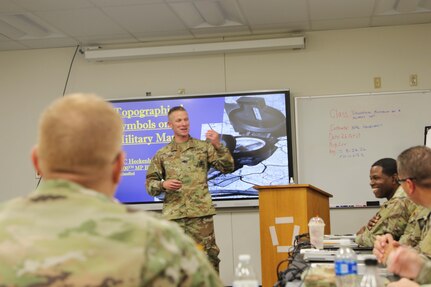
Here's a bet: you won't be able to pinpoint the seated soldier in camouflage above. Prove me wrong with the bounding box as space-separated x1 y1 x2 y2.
398 205 431 253
372 205 431 269
0 94 223 287
373 146 431 287
355 158 417 247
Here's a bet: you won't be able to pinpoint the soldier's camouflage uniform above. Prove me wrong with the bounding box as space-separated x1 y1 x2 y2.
355 186 416 247
414 212 431 285
399 206 431 253
418 211 431 256
415 253 431 285
146 137 234 272
0 180 223 287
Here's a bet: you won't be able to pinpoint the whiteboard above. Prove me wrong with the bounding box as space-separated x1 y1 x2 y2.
295 90 431 207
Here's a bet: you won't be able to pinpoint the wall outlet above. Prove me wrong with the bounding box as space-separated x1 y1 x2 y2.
410 74 418 86
374 77 381 89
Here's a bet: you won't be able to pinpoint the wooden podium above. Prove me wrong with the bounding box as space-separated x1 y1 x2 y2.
255 184 332 287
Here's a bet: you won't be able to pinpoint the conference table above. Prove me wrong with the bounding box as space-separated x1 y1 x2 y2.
284 249 397 287
281 235 398 287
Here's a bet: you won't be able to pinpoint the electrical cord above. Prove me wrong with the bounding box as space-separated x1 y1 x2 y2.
62 45 79 97
273 233 312 287
36 45 80 189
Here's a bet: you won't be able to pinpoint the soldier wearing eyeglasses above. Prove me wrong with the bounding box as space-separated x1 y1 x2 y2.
373 146 431 287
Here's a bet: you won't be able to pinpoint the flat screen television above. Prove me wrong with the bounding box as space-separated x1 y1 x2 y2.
110 90 294 210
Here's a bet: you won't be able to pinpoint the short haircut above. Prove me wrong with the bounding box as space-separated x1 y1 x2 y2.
398 146 431 183
37 93 123 172
372 158 397 176
168 106 186 117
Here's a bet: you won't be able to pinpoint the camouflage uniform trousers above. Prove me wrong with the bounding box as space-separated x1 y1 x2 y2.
172 215 220 273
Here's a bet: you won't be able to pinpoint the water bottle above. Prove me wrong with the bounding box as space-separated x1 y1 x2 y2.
334 239 358 287
360 258 383 287
232 254 259 287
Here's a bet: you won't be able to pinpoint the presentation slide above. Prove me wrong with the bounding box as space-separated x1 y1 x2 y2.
111 91 292 205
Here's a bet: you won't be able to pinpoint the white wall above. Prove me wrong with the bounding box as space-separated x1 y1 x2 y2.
0 23 430 285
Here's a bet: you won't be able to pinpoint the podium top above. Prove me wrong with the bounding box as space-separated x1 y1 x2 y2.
253 184 333 198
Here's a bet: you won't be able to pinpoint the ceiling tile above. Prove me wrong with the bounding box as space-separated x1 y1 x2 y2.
0 0 429 51
102 3 187 33
0 13 66 39
14 0 95 11
220 0 246 24
374 0 397 15
90 0 163 6
395 0 421 13
17 37 78 48
238 0 308 25
0 40 27 50
34 8 127 36
309 0 375 20
0 33 12 41
0 0 25 13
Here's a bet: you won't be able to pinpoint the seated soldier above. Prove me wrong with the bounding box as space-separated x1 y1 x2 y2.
0 93 223 286
374 146 431 286
356 158 417 247
398 205 431 253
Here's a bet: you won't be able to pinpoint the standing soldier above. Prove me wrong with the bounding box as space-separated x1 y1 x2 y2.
146 106 234 272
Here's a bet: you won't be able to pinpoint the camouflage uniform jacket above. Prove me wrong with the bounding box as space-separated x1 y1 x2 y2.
417 211 431 258
416 253 431 285
355 186 416 247
399 206 431 252
0 180 223 287
146 136 234 220
408 212 431 285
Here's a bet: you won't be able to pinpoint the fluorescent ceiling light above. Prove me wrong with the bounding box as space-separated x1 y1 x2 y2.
84 36 305 61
